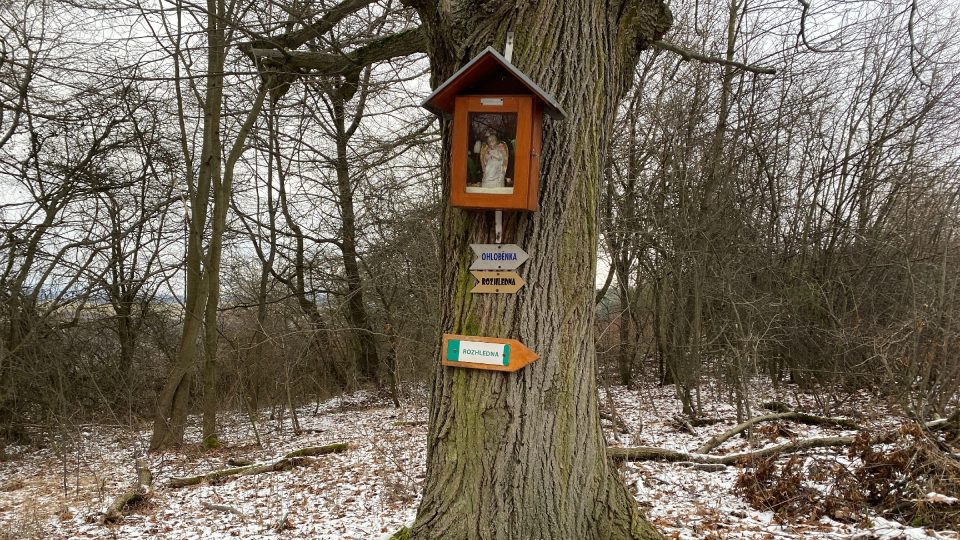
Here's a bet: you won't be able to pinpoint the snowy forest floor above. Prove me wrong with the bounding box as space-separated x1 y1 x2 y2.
1 380 958 539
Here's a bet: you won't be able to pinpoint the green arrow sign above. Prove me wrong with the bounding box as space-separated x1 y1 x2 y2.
446 339 510 366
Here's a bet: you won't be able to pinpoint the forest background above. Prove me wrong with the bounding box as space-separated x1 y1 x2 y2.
1 0 958 454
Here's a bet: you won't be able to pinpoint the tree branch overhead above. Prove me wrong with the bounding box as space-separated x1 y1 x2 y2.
651 39 776 75
247 27 428 76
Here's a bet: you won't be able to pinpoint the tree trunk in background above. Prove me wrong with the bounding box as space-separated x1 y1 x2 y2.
149 0 225 451
618 298 634 385
410 1 671 537
331 91 382 384
384 322 402 407
275 143 350 391
200 80 268 445
151 0 268 449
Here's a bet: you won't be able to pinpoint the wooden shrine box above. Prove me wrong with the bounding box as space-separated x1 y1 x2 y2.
422 47 565 211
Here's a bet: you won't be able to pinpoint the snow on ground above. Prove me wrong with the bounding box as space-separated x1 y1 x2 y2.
0 381 956 539
606 382 912 540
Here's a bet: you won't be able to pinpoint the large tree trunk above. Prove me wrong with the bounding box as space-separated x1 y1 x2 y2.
410 1 671 538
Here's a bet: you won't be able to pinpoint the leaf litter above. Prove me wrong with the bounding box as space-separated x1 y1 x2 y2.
0 382 956 539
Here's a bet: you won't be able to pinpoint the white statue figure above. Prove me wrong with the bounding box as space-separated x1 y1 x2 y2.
479 131 509 189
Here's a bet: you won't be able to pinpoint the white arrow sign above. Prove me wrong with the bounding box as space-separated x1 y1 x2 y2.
469 244 529 271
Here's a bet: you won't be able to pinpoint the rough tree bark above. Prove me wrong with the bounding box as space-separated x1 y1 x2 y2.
409 1 672 538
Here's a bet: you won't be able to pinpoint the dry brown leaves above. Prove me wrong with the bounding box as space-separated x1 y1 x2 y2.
734 423 960 528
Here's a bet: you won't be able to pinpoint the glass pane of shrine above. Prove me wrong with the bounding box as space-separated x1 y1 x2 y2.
466 112 518 195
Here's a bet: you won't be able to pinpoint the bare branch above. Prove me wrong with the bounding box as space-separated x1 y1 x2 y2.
650 39 776 75
908 0 931 88
277 0 380 49
796 0 840 54
248 27 427 75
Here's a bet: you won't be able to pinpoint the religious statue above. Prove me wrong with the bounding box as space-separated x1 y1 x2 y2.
479 131 510 189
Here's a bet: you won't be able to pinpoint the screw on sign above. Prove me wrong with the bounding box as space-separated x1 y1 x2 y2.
441 333 539 372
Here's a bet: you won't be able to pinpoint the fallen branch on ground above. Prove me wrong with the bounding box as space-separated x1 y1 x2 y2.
674 461 726 472
697 411 861 454
926 410 960 439
168 442 348 488
100 458 152 524
393 420 427 427
282 443 348 458
169 457 311 488
610 436 858 466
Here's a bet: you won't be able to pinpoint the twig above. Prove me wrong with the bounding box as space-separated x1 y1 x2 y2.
201 500 246 517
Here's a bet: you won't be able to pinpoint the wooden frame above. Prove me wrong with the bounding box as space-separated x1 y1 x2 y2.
450 95 540 211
